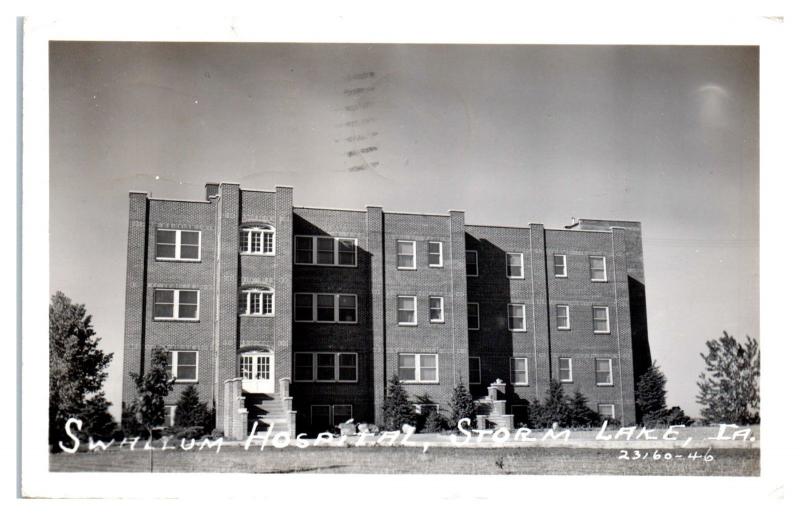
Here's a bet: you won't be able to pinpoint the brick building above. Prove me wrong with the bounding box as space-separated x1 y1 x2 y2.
122 183 651 437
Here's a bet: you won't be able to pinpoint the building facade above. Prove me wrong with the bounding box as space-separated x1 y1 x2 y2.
122 183 651 436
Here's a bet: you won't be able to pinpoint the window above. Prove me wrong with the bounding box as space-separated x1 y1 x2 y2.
310 405 332 430
595 358 613 386
554 254 567 277
154 289 199 321
558 357 573 383
469 357 481 384
239 226 274 255
333 405 353 425
397 296 417 326
396 240 416 269
166 351 198 382
398 353 439 383
163 405 176 427
598 403 616 420
240 354 270 380
467 302 480 330
507 304 526 332
294 235 358 267
428 241 443 267
239 288 274 316
592 306 610 334
465 250 479 276
510 357 528 385
294 352 358 383
156 229 201 261
556 305 570 330
506 252 524 278
413 404 440 415
589 255 607 282
293 293 358 323
429 296 444 323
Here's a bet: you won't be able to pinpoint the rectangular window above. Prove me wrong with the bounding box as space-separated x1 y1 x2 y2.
294 352 358 383
510 357 528 385
239 289 274 316
467 302 480 330
554 254 567 277
154 289 199 321
428 241 443 267
595 358 613 386
294 235 358 267
166 351 198 382
240 227 275 255
598 403 616 420
558 357 573 382
465 250 479 277
429 296 444 323
592 306 610 334
556 304 570 330
293 293 358 324
469 357 481 385
506 252 524 278
507 304 526 332
589 255 607 282
156 229 201 261
310 405 332 430
398 353 439 383
333 405 353 425
397 296 417 326
397 240 416 269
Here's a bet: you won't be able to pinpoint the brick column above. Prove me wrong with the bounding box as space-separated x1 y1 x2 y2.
215 183 241 429
529 223 550 400
611 227 636 425
274 186 294 382
122 192 149 406
366 206 385 424
448 210 470 387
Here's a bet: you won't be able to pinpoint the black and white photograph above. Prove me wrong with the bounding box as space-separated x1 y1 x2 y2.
14 11 794 507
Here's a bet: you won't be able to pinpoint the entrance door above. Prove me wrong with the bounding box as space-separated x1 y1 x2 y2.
240 352 275 394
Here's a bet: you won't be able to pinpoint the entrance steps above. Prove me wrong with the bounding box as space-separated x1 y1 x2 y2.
476 380 514 430
245 393 290 434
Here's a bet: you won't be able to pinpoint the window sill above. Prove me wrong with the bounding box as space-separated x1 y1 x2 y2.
508 329 528 333
428 265 443 268
590 279 608 283
398 323 418 327
593 331 611 335
510 383 530 387
554 274 568 279
468 327 480 331
596 383 615 387
174 379 199 384
155 258 202 263
239 314 275 318
153 318 200 323
430 320 445 324
397 267 417 271
294 262 358 268
556 327 571 331
240 252 276 257
507 276 525 280
399 381 440 385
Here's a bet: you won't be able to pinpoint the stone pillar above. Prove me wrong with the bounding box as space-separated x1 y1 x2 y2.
122 192 149 407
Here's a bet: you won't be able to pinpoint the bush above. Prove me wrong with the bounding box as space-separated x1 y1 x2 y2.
569 391 600 428
382 375 416 431
174 385 214 431
121 403 147 437
422 410 451 433
449 379 476 426
173 426 206 440
527 383 604 429
642 406 694 427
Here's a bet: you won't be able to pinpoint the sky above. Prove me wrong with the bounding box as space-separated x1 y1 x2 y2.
49 42 758 420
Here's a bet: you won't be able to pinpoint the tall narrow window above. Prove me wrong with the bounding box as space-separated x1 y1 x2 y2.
316 294 336 322
294 293 314 322
239 288 274 316
428 241 443 267
317 237 335 265
592 306 610 334
554 254 567 277
507 304 526 332
510 357 528 385
338 239 357 266
429 296 444 323
558 357 573 382
465 250 479 276
555 305 570 330
397 296 417 325
506 252 524 278
595 358 613 386
589 255 607 282
156 229 201 261
397 240 416 269
467 302 480 330
240 226 274 255
295 236 314 264
469 357 481 384
294 352 358 383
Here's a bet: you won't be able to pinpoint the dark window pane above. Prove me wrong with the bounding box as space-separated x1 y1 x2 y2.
317 238 335 264
317 294 335 321
156 230 176 244
295 237 314 263
181 231 199 245
180 244 199 260
155 290 173 304
179 291 198 304
178 304 197 319
156 243 176 258
154 304 173 318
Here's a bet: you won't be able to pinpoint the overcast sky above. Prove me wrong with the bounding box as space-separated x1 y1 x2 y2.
50 42 758 419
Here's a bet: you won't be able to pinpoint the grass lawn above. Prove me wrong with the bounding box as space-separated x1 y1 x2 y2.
50 445 759 476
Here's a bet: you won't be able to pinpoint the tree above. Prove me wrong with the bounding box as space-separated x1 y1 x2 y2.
49 291 114 451
129 347 175 438
542 380 573 427
697 332 760 424
448 378 476 426
382 375 415 430
174 385 213 430
636 362 694 426
569 390 600 428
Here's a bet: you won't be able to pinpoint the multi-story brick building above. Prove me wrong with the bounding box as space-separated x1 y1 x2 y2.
122 183 651 437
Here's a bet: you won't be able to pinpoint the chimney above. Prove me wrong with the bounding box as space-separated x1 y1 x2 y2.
205 182 220 200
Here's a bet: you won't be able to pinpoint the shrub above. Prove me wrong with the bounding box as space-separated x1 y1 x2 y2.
174 385 214 431
422 410 451 433
449 378 476 426
382 375 415 430
173 426 206 440
569 391 600 428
